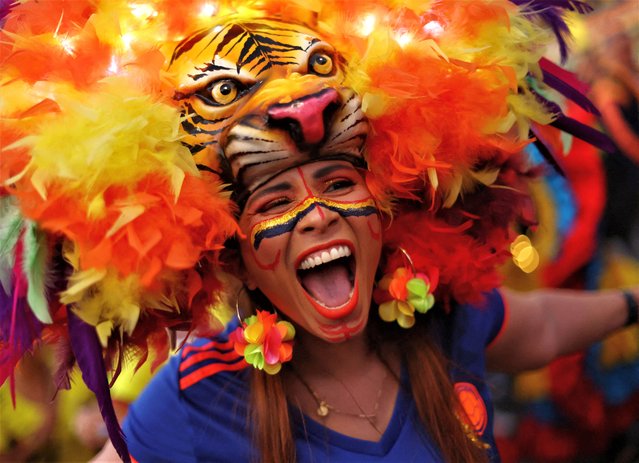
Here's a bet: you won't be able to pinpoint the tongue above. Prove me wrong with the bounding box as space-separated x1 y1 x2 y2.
301 262 352 308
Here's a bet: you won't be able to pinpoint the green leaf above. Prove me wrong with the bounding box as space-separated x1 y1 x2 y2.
406 278 429 298
244 344 264 369
23 222 52 323
0 196 23 293
409 294 435 314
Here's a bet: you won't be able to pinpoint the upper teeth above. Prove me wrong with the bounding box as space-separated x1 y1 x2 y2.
299 245 351 270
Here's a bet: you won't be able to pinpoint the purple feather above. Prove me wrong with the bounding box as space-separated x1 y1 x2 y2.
539 58 599 115
550 114 617 153
529 129 566 177
510 0 593 63
0 274 43 386
68 310 131 463
531 90 616 153
52 341 76 392
0 0 17 26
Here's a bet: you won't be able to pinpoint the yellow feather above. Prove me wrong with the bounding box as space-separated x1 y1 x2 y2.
169 165 186 203
427 167 439 191
60 268 107 300
443 174 463 208
106 204 146 238
65 270 142 336
470 169 500 186
96 320 114 347
60 239 183 342
87 194 107 219
21 77 195 203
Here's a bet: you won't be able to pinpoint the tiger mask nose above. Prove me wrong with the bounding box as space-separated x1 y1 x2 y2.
267 88 340 148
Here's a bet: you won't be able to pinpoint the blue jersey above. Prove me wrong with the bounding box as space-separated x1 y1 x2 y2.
123 290 505 462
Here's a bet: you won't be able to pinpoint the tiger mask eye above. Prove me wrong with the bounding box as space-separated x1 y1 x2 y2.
309 52 334 76
197 79 245 106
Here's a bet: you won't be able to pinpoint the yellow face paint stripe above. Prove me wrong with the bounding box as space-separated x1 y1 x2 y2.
250 196 377 249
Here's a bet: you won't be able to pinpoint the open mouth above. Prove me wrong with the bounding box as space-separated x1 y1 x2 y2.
296 244 355 309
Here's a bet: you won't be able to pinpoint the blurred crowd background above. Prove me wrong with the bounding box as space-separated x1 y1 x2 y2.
493 1 639 462
1 0 638 462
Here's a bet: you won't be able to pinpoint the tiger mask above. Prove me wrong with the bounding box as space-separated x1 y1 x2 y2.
169 18 369 204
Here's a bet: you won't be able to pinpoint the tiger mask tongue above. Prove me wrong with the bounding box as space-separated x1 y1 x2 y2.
266 87 340 146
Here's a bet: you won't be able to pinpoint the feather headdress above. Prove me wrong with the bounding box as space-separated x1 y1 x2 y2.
0 0 609 459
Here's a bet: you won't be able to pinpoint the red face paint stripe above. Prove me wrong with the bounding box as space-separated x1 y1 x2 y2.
298 166 325 219
318 315 367 334
367 216 381 241
297 166 313 196
318 316 367 340
249 247 281 270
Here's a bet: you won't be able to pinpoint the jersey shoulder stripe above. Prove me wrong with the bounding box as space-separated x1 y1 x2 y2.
178 336 248 390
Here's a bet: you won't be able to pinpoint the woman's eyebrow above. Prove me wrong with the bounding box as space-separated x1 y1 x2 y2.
312 164 350 180
247 181 293 206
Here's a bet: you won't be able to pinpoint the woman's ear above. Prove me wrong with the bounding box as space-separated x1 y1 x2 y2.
242 270 258 291
220 244 258 290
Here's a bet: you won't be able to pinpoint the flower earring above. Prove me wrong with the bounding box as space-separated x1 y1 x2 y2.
374 247 438 328
231 288 295 374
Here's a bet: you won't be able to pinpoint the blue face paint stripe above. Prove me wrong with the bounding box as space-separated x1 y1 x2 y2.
251 198 377 250
253 203 318 250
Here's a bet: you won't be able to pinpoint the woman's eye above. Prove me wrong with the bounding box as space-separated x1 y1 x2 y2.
309 52 335 76
257 198 291 214
325 178 355 193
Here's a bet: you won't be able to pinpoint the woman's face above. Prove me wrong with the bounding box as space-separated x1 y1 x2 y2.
238 160 382 343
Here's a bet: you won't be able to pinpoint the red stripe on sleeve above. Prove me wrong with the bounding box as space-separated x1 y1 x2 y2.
181 339 235 358
179 349 243 371
179 359 248 390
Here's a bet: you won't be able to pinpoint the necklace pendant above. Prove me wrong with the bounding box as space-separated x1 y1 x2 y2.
317 401 330 417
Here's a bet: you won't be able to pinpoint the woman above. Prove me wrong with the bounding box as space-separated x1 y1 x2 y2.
113 160 635 463
1 1 637 462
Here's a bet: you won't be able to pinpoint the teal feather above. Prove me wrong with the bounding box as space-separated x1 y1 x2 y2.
22 221 52 324
0 196 23 294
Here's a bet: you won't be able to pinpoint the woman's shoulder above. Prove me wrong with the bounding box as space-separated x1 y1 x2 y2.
176 321 250 393
433 288 506 349
123 323 252 463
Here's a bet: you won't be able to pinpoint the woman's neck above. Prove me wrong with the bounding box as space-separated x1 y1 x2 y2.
291 328 376 378
283 327 401 441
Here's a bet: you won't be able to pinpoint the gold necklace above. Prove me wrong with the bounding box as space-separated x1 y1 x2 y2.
289 367 388 435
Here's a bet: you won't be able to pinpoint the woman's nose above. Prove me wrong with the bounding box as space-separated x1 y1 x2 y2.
297 202 339 234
